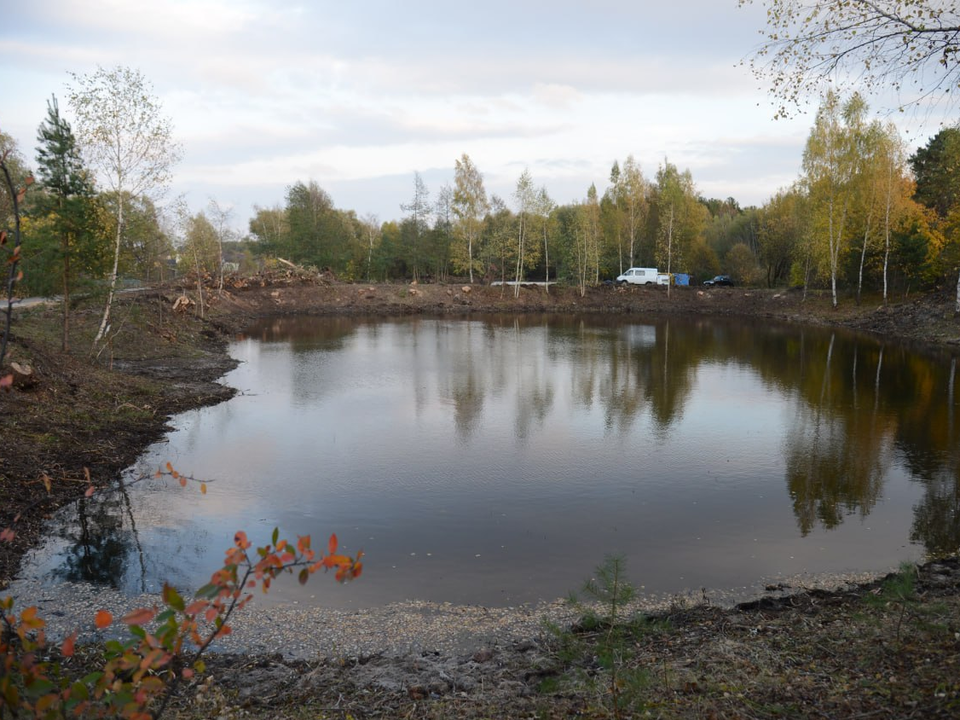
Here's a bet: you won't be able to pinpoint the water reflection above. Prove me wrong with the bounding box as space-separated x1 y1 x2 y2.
18 314 960 608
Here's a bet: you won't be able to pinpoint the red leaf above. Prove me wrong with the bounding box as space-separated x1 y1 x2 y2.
94 609 113 629
84 485 95 498
0 528 14 543
122 607 156 626
181 668 194 679
61 631 77 657
0 375 12 391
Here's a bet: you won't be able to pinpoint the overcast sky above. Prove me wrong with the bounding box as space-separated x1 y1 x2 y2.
0 0 949 232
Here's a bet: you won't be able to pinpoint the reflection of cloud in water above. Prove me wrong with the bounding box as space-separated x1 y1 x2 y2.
18 315 960 609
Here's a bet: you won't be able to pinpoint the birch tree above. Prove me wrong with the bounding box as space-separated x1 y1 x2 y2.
535 187 556 290
622 155 648 268
67 66 181 348
207 198 235 292
452 154 489 283
801 92 864 308
604 161 625 274
740 0 960 118
361 213 381 281
512 169 538 296
654 160 702 296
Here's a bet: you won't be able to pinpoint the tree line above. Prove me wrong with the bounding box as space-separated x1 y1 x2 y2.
3 67 960 344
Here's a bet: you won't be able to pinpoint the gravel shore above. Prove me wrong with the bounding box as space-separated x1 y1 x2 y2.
6 565 893 660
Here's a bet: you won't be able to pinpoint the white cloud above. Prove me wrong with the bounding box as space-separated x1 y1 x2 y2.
0 0 946 229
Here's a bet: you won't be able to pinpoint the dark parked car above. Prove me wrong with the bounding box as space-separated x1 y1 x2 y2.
703 275 734 287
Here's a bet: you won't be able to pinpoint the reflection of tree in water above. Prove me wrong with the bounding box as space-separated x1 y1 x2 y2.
782 332 891 534
563 319 699 436
442 321 486 442
646 320 698 436
51 481 143 589
908 357 960 556
240 314 960 546
911 465 960 556
784 403 888 534
239 315 360 349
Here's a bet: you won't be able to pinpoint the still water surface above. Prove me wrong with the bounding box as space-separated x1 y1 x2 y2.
19 315 960 609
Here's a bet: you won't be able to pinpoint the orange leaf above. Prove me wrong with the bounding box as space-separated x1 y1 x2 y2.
0 374 12 391
234 531 250 549
84 485 95 498
184 600 207 616
297 535 311 553
41 474 52 494
20 606 43 629
166 462 174 472
178 476 186 488
200 483 207 495
62 631 77 657
122 607 156 626
95 609 113 629
328 533 338 555
0 528 14 542
181 668 194 679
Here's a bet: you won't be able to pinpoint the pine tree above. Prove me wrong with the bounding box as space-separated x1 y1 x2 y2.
35 94 96 351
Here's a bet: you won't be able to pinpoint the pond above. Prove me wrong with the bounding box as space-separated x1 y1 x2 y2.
17 314 960 610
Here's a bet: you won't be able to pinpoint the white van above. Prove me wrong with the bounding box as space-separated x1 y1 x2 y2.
615 267 659 285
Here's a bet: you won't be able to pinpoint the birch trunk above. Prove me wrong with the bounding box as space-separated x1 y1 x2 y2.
93 194 123 345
